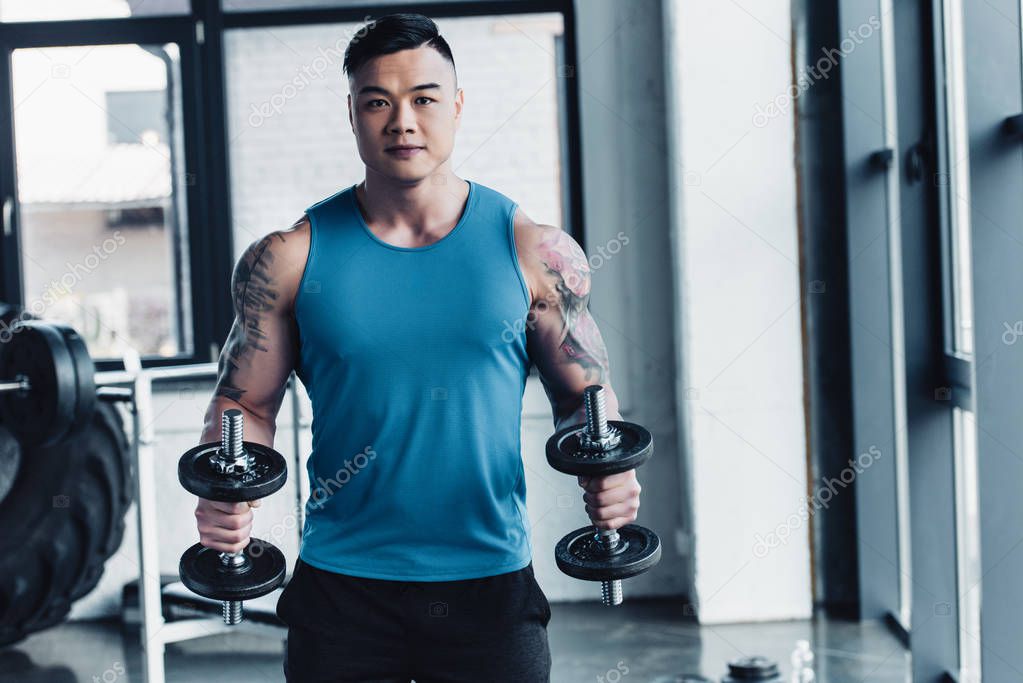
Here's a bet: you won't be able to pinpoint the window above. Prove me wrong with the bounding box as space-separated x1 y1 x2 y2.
222 0 479 11
0 0 188 22
937 1 981 678
9 43 192 360
953 407 981 683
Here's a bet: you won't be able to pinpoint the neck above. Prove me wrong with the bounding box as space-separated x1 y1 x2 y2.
357 168 467 234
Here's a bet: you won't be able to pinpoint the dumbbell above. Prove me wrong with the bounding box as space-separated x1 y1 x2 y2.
653 658 783 683
721 656 782 682
177 408 288 625
545 385 661 606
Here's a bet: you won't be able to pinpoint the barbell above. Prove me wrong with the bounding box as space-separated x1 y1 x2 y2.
0 319 127 447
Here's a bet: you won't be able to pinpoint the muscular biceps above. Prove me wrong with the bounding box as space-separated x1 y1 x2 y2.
209 227 303 429
524 224 618 429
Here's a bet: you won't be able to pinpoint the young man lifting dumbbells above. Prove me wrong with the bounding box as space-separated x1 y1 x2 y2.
191 13 643 682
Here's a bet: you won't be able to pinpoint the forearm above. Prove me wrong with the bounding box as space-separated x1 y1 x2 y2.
200 398 277 448
554 383 623 432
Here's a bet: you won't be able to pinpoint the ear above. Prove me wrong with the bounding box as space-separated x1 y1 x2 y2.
454 87 464 130
347 94 354 133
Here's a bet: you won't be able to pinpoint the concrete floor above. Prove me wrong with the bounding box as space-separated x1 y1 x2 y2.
0 598 909 682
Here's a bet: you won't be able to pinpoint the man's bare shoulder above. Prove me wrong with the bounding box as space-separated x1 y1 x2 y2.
234 216 311 316
512 207 589 306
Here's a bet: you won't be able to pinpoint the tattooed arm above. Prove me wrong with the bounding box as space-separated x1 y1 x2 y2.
515 210 622 432
199 218 309 447
515 210 639 532
194 218 309 553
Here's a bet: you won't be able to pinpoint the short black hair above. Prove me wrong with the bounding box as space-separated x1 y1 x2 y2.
344 13 456 83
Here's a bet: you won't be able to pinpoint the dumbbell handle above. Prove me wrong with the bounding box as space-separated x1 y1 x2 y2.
594 528 624 606
212 408 252 475
216 408 250 625
220 551 246 625
582 385 626 606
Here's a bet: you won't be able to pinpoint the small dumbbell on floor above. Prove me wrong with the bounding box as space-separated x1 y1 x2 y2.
546 385 661 606
721 656 783 682
177 409 288 625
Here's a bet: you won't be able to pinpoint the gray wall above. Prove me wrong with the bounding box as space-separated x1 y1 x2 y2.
664 0 812 623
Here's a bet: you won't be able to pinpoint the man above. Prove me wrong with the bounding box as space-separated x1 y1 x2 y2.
193 12 642 682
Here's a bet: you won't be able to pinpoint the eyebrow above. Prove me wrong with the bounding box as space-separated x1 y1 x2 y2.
357 83 442 97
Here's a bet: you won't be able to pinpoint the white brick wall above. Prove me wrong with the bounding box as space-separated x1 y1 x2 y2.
223 13 565 257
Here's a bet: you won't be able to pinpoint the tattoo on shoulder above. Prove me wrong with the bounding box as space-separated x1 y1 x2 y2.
535 227 609 383
214 232 286 401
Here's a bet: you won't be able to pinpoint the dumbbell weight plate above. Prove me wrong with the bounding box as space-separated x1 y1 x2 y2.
722 656 781 681
178 441 287 502
555 523 661 581
179 539 286 601
546 420 653 476
0 321 90 447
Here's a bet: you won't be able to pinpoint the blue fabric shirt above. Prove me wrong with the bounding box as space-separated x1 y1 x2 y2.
294 179 534 581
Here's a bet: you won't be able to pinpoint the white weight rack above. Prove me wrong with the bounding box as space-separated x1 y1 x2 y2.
95 363 305 683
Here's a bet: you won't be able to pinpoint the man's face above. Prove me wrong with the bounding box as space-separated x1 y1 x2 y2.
348 45 462 184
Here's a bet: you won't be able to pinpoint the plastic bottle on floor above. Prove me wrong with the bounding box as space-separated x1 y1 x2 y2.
790 639 815 682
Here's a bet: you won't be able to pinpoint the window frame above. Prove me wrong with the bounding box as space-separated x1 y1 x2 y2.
838 0 962 678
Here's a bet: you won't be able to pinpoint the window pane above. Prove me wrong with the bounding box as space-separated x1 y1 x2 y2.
223 0 478 11
954 407 981 682
0 0 188 22
223 13 565 261
11 43 192 360
941 0 974 355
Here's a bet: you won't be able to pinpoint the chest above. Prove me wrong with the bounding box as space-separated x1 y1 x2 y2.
299 250 531 365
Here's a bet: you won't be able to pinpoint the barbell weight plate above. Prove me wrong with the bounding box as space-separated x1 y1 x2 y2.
179 538 286 601
0 321 79 447
178 440 287 502
54 323 96 442
555 523 661 581
546 420 653 476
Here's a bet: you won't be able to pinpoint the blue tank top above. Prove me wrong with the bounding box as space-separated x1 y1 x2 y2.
293 179 534 581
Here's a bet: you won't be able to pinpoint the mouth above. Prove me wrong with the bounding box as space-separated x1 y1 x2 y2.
386 145 424 158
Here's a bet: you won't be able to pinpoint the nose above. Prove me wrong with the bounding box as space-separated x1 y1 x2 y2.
387 100 416 136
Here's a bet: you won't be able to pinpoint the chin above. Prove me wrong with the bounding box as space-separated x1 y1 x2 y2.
391 162 435 177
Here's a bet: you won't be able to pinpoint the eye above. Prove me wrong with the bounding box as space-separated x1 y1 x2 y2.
367 99 387 108
416 96 435 105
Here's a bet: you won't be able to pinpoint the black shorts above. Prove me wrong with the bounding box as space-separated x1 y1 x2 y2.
276 557 552 682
